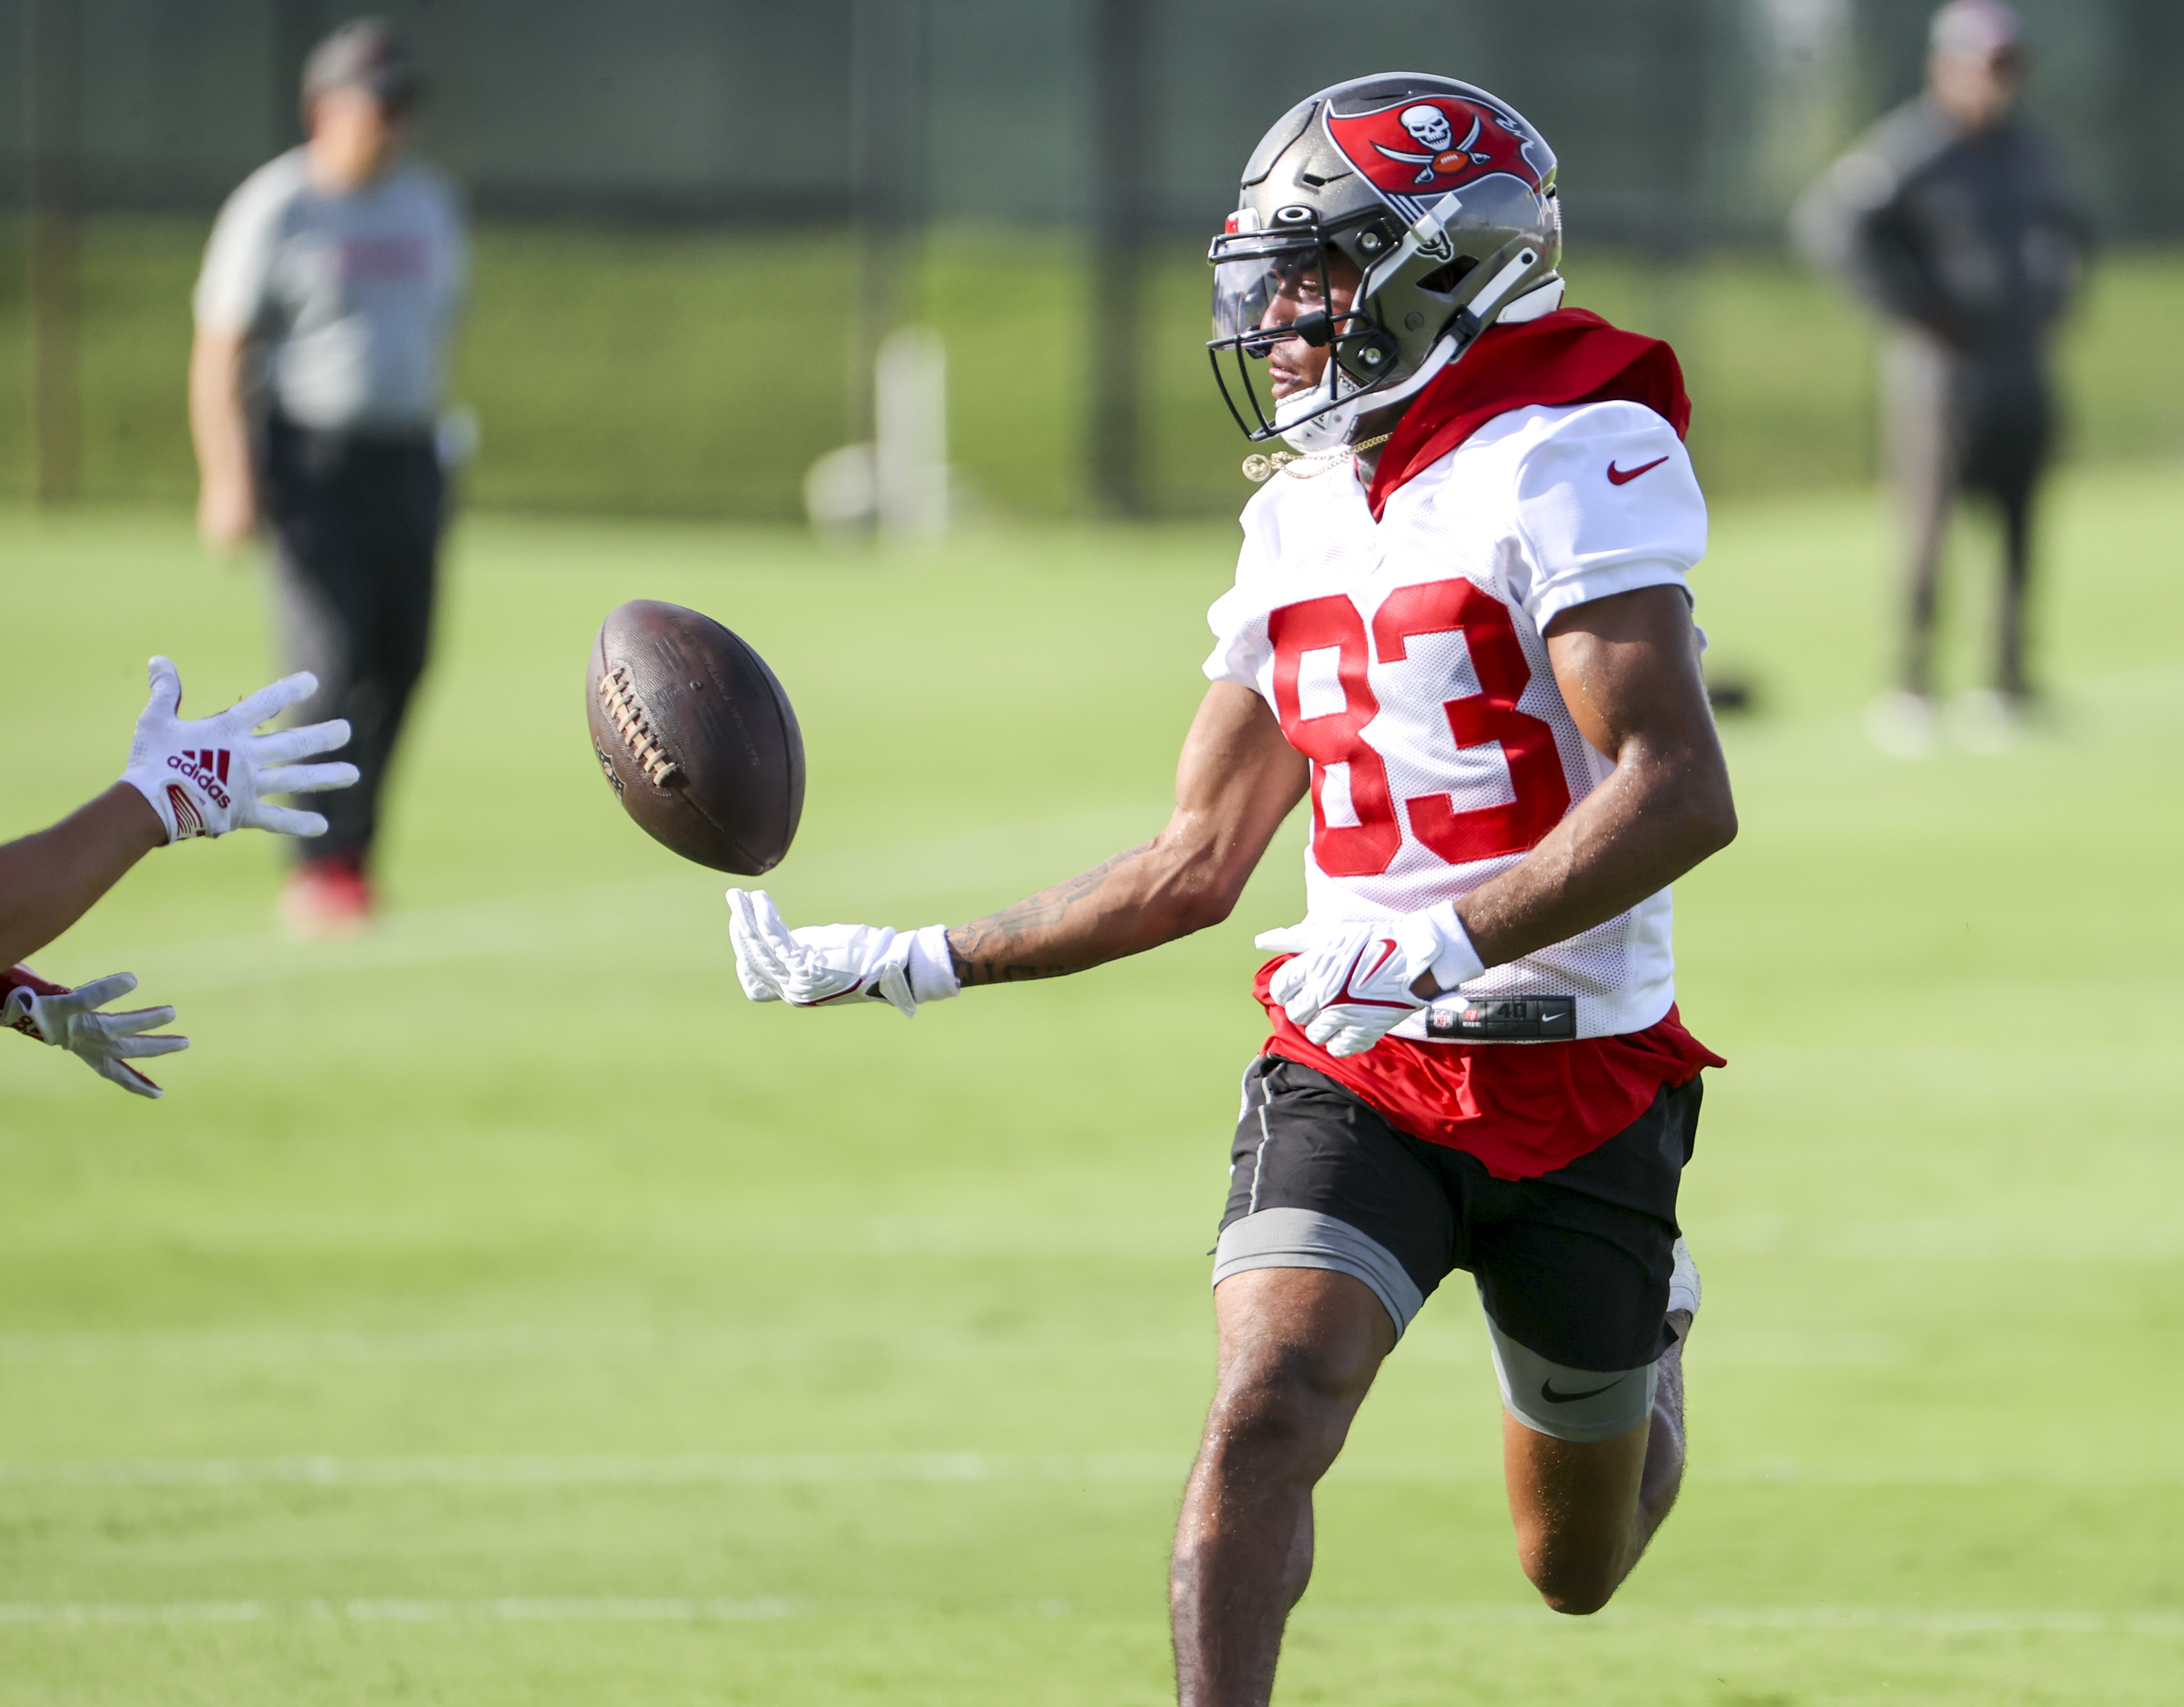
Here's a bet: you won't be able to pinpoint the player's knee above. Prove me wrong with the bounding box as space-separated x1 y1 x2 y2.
1205 1347 1362 1477
1521 1549 1623 1617
1534 1576 1617 1618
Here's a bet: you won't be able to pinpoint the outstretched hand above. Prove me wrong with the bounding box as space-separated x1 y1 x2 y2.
120 657 360 842
725 889 958 1019
4 971 187 1099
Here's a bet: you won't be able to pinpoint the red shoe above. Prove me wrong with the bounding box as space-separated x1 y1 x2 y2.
280 856 376 938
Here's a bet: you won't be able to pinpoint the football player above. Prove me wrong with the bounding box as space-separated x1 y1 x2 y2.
727 73 1735 1702
4 659 357 1097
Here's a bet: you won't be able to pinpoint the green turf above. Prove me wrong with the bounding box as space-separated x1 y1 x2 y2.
2 465 2183 1705
4 216 2183 517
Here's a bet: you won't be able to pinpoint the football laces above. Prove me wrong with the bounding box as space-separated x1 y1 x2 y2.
597 664 683 788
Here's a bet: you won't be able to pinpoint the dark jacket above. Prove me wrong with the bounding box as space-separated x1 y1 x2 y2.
1796 98 2088 359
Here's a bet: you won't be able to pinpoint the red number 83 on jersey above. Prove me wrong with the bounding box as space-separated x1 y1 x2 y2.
1268 578 1571 878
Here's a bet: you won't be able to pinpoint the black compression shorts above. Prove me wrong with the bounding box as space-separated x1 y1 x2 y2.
1215 1054 1701 1371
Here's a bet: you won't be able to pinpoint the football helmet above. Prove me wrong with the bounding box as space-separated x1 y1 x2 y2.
1208 72 1563 452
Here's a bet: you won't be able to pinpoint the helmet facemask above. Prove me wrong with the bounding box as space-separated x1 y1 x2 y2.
1208 210 1402 448
1207 76 1566 457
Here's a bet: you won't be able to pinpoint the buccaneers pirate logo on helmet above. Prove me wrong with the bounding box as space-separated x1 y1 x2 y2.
1207 73 1564 455
1328 97 1548 207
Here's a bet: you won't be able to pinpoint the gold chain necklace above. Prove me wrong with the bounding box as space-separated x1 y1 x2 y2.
1241 430 1394 484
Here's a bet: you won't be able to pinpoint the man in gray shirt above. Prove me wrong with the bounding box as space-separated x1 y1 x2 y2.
191 17 464 932
1796 0 2086 756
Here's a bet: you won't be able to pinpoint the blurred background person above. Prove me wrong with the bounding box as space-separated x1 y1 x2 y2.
1795 0 2087 757
189 16 465 933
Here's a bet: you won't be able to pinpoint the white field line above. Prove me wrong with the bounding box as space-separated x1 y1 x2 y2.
0 1453 1192 1489
0 1323 1221 1366
2 1597 2182 1637
1298 1603 2184 1637
1707 1217 2184 1264
0 1321 1912 1369
3 1453 2180 1491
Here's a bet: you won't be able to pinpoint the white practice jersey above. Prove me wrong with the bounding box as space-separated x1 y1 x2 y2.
1204 399 1707 1041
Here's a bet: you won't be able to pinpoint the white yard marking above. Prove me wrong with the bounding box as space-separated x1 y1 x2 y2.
2 1597 2180 1637
3 1453 2179 1491
1297 1603 2184 1637
0 1453 1194 1488
0 1601 265 1625
0 1320 1207 1365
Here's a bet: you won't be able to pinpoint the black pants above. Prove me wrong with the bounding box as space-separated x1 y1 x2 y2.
259 414 444 867
1885 331 2052 699
1220 1056 1698 1369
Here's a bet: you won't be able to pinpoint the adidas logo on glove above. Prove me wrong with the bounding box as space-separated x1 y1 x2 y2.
117 657 358 845
166 749 234 811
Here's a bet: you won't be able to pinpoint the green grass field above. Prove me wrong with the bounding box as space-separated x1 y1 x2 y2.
3 465 2183 1705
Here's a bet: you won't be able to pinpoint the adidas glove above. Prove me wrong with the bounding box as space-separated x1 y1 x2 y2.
1254 902 1486 1058
4 966 188 1099
725 888 959 1019
119 656 360 843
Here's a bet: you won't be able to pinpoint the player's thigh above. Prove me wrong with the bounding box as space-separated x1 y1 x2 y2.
1210 1265 1395 1412
1214 1055 1463 1346
1470 1077 1699 1448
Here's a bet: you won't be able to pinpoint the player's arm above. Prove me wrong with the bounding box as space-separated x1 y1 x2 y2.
1444 584 1736 975
1264 585 1736 1058
947 683 1306 984
725 684 1306 1013
189 327 258 551
1 657 358 1097
0 786 165 970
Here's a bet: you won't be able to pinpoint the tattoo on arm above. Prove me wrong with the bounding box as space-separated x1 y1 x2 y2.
946 840 1157 987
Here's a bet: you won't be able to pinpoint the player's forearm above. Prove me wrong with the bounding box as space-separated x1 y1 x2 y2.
188 331 253 491
0 786 166 968
1445 746 1734 984
946 822 1252 987
946 685 1307 989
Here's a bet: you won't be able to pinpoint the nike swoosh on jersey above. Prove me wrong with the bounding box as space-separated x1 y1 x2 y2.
1540 1376 1620 1403
1606 455 1670 486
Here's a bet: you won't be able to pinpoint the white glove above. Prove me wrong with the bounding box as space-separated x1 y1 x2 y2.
5 972 188 1099
725 889 959 1019
119 656 360 842
1254 901 1486 1058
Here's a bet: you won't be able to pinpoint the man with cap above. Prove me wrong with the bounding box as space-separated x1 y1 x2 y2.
1796 0 2087 755
190 16 465 930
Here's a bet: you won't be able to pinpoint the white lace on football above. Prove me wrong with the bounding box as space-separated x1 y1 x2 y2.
597 664 681 787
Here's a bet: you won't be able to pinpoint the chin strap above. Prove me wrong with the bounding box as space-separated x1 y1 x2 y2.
1242 429 1395 485
1251 250 1562 478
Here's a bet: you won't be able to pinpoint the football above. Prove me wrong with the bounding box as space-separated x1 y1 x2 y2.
586 599 805 874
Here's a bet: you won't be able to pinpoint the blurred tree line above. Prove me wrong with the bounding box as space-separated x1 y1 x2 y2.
3 0 2182 517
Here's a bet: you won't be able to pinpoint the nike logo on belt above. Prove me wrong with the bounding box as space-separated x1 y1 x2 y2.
1606 455 1669 486
1540 1376 1620 1403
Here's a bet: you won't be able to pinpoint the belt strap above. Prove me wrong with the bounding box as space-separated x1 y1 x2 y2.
1424 995 1577 1042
